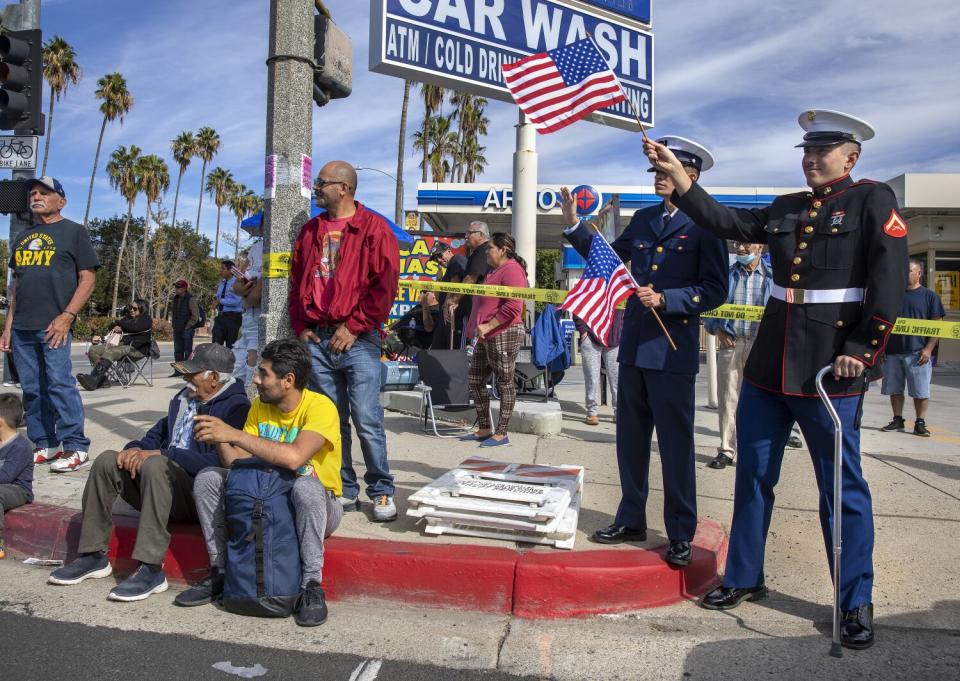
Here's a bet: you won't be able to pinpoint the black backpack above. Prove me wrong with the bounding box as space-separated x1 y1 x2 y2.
194 302 207 329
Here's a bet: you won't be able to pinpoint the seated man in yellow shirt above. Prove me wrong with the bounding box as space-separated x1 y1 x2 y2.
177 338 342 627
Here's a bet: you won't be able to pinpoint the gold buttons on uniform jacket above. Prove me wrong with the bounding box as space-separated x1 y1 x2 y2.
651 264 659 271
831 228 838 233
813 200 822 208
864 352 872 359
809 211 819 218
693 295 701 303
682 319 689 325
825 187 833 194
878 324 887 331
836 320 845 327
799 242 808 249
804 226 814 234
791 273 800 282
871 340 879 346
678 246 684 251
792 257 802 265
656 246 664 252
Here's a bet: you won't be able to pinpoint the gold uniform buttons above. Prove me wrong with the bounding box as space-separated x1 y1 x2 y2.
678 246 684 251
835 320 844 328
792 257 802 265
813 200 822 208
831 227 838 233
825 187 833 194
878 324 887 331
799 242 808 249
871 340 879 346
692 295 701 303
682 319 689 326
804 226 814 234
656 246 664 252
809 211 819 218
651 264 658 271
864 352 872 359
791 273 800 282
638 244 644 249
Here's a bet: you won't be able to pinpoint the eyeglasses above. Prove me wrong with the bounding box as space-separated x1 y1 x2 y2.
315 178 346 189
130 307 140 312
466 230 483 236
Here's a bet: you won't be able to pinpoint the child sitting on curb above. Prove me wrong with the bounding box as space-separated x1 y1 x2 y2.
0 393 33 559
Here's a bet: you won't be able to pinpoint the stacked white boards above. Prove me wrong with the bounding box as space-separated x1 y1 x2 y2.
406 456 585 549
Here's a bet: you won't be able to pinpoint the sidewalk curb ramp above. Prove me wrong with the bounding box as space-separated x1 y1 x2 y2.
5 503 726 618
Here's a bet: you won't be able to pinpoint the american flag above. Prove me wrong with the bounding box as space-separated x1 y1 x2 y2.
502 38 626 134
559 233 636 344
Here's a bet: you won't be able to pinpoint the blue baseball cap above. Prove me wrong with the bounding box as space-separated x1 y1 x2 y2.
30 176 66 198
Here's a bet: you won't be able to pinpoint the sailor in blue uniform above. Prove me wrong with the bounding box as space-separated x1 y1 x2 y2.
645 111 909 649
561 136 728 566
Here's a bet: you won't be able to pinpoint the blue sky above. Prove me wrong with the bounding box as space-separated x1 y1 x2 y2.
19 0 960 245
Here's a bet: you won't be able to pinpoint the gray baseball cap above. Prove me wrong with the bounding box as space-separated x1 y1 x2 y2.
171 343 235 375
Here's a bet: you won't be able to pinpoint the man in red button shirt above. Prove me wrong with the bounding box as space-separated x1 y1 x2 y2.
288 161 400 522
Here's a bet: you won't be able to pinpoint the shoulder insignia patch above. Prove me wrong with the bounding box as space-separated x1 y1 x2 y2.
882 209 908 238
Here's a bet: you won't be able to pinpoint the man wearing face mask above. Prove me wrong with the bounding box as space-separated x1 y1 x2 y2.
703 243 771 469
47 344 250 602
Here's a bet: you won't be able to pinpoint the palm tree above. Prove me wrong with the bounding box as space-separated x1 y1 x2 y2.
40 36 81 176
169 131 195 229
137 154 170 294
83 73 133 226
414 115 458 183
194 127 221 234
228 182 257 261
451 93 489 182
418 84 445 182
105 145 142 314
395 80 411 225
205 167 234 258
461 138 488 183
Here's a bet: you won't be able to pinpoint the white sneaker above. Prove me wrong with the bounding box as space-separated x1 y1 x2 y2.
372 495 397 522
50 450 90 473
33 446 64 465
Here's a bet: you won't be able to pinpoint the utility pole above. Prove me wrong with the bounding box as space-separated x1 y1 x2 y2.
3 0 39 384
512 110 537 293
261 0 313 347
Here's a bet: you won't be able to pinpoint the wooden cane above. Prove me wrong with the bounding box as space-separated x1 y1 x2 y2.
589 221 677 351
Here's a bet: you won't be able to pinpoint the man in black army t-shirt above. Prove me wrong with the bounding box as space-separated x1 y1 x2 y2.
645 110 908 650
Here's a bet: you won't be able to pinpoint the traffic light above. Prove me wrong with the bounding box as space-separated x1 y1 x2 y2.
0 28 43 134
313 14 351 107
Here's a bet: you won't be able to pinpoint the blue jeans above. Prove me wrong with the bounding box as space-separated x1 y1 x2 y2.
725 381 873 610
12 328 90 451
307 329 394 500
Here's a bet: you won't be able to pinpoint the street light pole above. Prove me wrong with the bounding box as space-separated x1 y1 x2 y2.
261 0 313 348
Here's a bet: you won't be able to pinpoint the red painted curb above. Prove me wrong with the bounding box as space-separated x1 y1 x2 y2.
512 520 727 618
4 503 726 618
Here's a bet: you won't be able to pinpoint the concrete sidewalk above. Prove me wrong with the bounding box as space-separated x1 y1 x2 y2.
3 344 959 622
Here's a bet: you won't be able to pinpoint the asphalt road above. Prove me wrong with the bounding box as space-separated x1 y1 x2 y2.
0 610 535 681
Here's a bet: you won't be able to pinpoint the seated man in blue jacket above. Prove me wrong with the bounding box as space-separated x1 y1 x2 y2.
48 344 250 602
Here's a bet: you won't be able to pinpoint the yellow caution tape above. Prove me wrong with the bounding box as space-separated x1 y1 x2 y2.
399 278 569 305
399 279 959 340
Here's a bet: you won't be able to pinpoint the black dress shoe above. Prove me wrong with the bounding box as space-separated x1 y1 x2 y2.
707 453 734 470
699 584 768 610
665 540 692 566
591 523 646 544
841 603 874 650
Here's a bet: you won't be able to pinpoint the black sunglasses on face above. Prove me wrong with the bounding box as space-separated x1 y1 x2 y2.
315 178 345 189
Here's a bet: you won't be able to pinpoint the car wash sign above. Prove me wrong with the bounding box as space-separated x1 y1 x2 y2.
370 0 654 130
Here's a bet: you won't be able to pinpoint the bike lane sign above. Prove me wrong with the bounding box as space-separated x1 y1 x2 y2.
0 136 38 169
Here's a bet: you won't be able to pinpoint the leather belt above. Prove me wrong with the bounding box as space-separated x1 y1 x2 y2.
770 284 864 305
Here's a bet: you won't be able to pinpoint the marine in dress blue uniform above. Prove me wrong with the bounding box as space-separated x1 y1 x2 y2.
645 111 909 650
561 137 728 566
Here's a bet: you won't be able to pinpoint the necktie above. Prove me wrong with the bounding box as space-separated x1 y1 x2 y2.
662 212 672 230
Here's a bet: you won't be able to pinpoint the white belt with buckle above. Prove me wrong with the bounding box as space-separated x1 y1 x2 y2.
770 283 864 304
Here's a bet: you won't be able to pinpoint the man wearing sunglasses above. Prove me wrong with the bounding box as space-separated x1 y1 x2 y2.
288 161 400 522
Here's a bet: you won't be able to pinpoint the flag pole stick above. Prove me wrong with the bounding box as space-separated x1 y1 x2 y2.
587 33 649 142
589 221 677 351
